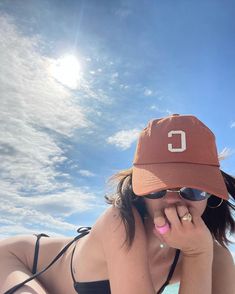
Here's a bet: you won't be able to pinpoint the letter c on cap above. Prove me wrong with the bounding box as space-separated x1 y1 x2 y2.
168 130 186 152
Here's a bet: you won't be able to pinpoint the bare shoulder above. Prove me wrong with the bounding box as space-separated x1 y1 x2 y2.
212 241 235 294
213 241 234 266
94 205 145 232
91 206 154 294
93 205 146 250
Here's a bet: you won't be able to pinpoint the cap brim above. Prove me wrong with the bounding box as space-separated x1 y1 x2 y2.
132 163 229 200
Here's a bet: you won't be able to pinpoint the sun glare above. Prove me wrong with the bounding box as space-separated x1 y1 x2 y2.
50 54 82 89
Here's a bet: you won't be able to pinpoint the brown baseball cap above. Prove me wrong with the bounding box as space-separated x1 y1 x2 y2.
132 114 228 200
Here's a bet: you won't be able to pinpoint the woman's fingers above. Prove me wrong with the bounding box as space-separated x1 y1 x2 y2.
176 205 194 226
153 205 195 246
153 211 170 242
154 214 167 227
164 206 180 227
185 206 204 226
164 205 193 229
155 205 213 254
154 205 192 233
176 205 190 218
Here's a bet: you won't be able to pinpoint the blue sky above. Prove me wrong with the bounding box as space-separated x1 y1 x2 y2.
0 0 234 268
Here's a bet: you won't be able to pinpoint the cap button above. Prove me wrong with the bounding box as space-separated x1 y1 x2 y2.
172 113 180 116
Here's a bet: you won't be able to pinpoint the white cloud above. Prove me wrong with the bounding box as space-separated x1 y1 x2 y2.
78 169 95 177
144 88 153 96
114 2 132 19
218 147 234 161
230 122 235 128
112 72 119 78
0 157 107 238
106 128 140 150
0 182 96 216
109 72 119 85
166 110 173 115
150 105 172 115
0 178 98 237
0 14 102 236
150 105 160 110
0 14 89 192
0 22 89 135
120 84 129 90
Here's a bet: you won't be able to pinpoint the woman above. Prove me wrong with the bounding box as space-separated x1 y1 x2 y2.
1 114 235 294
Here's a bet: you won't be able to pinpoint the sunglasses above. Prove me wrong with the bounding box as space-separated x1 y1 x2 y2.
143 187 211 201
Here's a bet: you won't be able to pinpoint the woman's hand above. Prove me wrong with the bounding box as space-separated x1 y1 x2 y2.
153 204 213 256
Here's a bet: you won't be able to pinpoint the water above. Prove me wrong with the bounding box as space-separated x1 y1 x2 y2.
164 283 180 293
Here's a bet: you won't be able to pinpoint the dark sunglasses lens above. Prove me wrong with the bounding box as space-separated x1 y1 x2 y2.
144 190 166 199
180 188 211 201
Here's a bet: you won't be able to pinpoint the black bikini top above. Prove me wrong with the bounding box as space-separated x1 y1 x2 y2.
4 227 180 294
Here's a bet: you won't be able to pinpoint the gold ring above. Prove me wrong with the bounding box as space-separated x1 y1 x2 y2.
181 212 192 222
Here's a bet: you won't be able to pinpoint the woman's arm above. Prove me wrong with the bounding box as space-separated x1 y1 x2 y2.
179 251 213 294
0 237 50 294
179 242 235 294
211 242 235 294
154 205 215 294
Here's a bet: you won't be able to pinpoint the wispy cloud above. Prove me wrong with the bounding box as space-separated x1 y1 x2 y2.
0 14 101 236
78 169 95 177
0 14 88 190
106 128 140 150
230 122 235 128
1 182 96 216
109 72 119 85
150 105 172 115
144 88 153 96
218 147 234 161
114 2 132 19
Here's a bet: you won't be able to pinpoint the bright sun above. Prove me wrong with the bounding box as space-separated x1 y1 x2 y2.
50 54 82 89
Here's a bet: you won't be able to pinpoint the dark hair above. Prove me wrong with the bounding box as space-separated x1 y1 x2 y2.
105 168 235 249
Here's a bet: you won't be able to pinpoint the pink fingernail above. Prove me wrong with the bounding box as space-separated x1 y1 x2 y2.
155 223 170 234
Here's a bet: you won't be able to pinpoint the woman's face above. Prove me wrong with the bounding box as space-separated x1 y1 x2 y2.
143 187 208 220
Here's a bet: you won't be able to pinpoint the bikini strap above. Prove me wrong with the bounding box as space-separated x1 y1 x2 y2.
70 227 91 283
157 249 180 294
4 227 91 294
32 233 49 274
